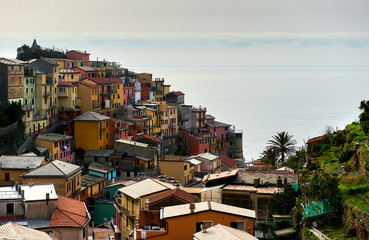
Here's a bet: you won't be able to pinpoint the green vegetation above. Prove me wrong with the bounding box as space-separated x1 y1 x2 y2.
268 186 298 215
0 102 24 127
16 43 65 61
268 131 297 163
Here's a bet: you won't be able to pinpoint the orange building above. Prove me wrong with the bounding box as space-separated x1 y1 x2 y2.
136 201 256 240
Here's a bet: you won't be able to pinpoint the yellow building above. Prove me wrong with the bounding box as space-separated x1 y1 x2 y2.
80 174 106 208
0 155 45 184
20 160 83 199
58 82 78 110
59 69 80 82
137 102 161 137
114 178 175 240
158 155 194 186
77 81 99 113
73 111 110 151
36 133 74 162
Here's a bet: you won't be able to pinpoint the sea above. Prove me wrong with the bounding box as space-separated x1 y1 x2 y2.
129 65 369 162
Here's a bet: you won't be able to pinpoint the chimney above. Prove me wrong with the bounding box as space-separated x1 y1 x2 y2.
189 203 195 213
253 178 260 187
284 178 288 188
11 179 14 187
277 176 282 188
15 182 19 191
201 224 207 233
21 190 24 199
46 193 50 205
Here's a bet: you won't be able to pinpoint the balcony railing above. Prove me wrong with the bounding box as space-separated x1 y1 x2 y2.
43 92 52 97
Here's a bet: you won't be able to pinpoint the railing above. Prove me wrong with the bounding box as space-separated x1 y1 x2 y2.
43 92 52 97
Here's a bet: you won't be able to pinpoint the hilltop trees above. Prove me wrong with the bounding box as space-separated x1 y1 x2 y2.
359 100 369 134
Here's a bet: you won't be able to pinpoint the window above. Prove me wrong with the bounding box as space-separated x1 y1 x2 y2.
25 99 28 105
6 203 14 215
32 99 34 105
54 142 58 147
59 87 66 93
18 77 21 84
184 164 187 170
31 88 33 93
11 77 14 84
230 221 245 231
71 74 74 79
106 121 108 127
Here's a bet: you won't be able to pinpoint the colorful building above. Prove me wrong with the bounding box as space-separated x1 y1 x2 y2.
158 155 194 186
58 81 78 110
36 133 74 162
0 58 25 104
66 50 90 61
136 201 256 240
23 65 37 137
77 81 99 113
74 111 110 151
20 160 83 199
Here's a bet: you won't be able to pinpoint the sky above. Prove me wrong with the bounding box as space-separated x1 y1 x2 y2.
1 0 369 68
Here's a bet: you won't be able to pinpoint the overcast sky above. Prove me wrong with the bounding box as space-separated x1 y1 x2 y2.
1 0 369 67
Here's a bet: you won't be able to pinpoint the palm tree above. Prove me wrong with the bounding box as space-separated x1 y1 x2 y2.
268 131 297 163
260 147 279 166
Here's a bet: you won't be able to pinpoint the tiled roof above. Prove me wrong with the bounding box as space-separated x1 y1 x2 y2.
37 133 72 142
202 169 239 182
78 81 98 88
118 178 176 199
172 91 184 96
219 156 238 168
74 111 110 121
235 171 300 186
193 224 258 240
0 222 55 240
67 50 90 55
0 58 25 65
306 135 327 144
89 162 118 173
81 174 105 188
40 58 59 66
58 81 77 87
206 121 231 128
148 188 195 205
195 153 219 162
136 134 161 143
21 160 82 178
162 201 256 219
222 184 281 195
89 77 121 84
50 195 90 227
84 149 115 157
162 155 188 161
0 155 44 170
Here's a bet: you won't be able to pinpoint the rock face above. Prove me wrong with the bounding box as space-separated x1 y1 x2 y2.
343 200 369 239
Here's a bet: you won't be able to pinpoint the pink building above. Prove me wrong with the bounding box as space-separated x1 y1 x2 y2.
73 66 99 79
36 133 75 163
206 117 231 156
123 83 135 105
66 50 90 61
109 118 130 148
181 130 210 155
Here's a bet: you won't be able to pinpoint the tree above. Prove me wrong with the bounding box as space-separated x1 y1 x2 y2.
260 147 279 166
268 186 297 215
359 100 369 134
306 172 339 201
268 131 297 163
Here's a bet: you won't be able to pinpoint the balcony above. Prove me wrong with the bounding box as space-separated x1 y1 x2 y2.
23 105 34 111
43 92 52 97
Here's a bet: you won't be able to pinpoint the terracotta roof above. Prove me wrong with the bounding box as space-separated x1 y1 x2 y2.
50 195 90 227
306 135 327 144
219 156 238 168
78 81 98 88
67 50 90 55
135 134 161 143
89 77 122 84
172 91 184 96
148 188 195 205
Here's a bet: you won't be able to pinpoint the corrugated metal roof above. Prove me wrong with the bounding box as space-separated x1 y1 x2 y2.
118 178 175 199
162 201 256 219
193 224 258 240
